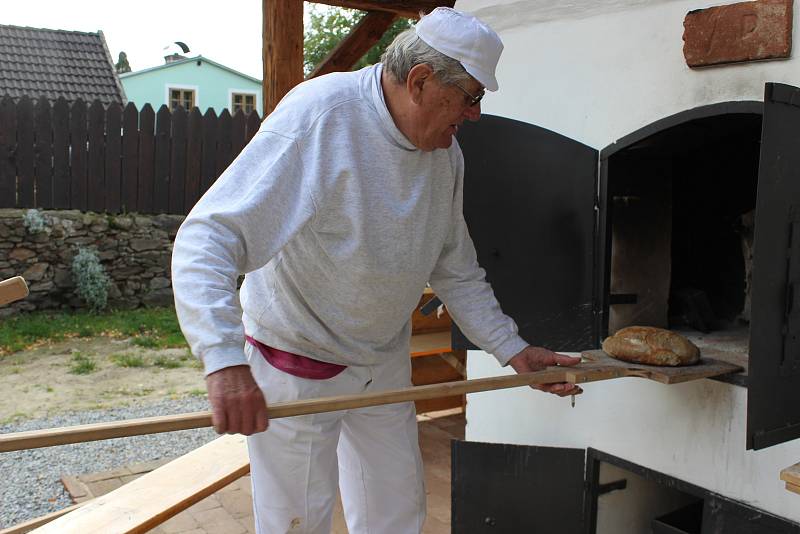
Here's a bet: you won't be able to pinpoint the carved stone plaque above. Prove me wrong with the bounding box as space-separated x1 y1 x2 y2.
683 0 793 67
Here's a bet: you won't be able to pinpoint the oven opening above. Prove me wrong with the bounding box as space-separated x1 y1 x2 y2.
607 112 763 365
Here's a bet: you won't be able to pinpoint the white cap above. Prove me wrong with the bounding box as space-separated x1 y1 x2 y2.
414 7 503 91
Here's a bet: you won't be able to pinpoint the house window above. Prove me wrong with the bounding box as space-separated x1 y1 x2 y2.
169 88 195 111
232 93 256 114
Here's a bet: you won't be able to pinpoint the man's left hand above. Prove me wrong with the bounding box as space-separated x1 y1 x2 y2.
507 346 583 397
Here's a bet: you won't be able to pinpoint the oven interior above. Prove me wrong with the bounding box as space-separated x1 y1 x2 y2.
606 113 763 366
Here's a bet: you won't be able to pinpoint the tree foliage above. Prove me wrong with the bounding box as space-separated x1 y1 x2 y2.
115 51 131 74
304 6 413 76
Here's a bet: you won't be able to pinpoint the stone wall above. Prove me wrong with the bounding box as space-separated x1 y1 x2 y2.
0 209 184 317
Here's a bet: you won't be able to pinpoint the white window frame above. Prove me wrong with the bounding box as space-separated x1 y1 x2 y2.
165 84 200 111
228 88 260 115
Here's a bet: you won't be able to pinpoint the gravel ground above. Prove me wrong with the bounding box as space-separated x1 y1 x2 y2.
0 396 218 529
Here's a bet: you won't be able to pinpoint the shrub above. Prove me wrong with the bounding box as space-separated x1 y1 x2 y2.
112 353 146 368
72 247 110 312
22 209 49 234
153 355 182 369
69 352 96 375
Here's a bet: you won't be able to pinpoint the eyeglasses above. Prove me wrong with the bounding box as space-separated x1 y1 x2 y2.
452 82 485 107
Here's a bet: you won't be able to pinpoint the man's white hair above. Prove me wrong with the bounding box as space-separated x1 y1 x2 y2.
381 28 474 86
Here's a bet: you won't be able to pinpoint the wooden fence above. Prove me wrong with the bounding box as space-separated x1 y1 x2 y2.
0 96 261 215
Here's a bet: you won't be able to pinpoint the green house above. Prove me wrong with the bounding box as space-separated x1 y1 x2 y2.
120 55 262 116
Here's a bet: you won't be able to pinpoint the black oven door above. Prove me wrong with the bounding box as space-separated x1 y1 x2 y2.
452 114 599 352
748 82 800 450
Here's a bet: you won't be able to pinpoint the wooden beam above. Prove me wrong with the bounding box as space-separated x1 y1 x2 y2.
0 276 28 306
310 0 454 19
309 11 398 79
263 0 304 116
32 435 249 534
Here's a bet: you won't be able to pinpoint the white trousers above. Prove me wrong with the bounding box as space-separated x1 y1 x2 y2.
245 343 426 534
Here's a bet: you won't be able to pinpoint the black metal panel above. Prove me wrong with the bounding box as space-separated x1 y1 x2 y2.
452 115 598 351
451 440 585 534
702 495 800 534
748 83 800 450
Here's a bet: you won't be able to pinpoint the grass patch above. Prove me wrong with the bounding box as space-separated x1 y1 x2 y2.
0 306 187 355
112 353 146 368
188 388 207 397
69 352 96 375
153 356 182 369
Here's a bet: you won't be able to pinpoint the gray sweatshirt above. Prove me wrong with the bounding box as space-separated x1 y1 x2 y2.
171 64 528 376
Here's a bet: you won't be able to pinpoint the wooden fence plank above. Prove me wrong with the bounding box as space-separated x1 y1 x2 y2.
230 109 246 161
137 105 155 214
69 99 88 211
200 108 218 195
52 98 70 208
121 103 139 213
169 107 187 214
0 96 17 208
153 105 171 213
34 98 53 209
215 109 232 178
87 100 105 212
16 96 35 208
104 103 122 213
245 111 261 144
184 108 202 211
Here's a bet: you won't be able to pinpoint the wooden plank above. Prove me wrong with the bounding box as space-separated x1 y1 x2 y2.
245 110 261 144
786 482 800 496
104 103 122 213
215 109 232 177
0 502 86 534
121 103 139 213
153 105 171 213
32 435 250 534
184 107 202 211
34 98 53 209
0 95 17 208
262 0 304 116
52 98 70 208
169 107 187 214
0 276 28 306
579 350 743 385
137 105 155 214
0 368 603 452
410 330 451 357
412 350 464 413
780 462 800 486
16 96 35 208
87 100 105 212
311 0 452 19
230 109 246 161
200 108 218 195
309 11 397 79
69 99 88 211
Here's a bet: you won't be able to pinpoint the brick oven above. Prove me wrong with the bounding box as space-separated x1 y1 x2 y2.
446 0 800 532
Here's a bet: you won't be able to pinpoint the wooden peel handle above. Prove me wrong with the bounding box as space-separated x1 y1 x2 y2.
0 276 29 306
0 369 580 453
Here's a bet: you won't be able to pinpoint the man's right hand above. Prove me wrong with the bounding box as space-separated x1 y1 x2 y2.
205 365 269 435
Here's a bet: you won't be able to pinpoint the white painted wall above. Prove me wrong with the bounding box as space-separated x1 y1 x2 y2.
455 3 800 525
466 353 800 524
457 0 800 149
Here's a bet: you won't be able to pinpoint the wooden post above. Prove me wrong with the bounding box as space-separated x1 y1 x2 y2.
263 0 304 116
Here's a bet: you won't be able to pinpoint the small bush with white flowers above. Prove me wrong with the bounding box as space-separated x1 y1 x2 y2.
72 247 110 312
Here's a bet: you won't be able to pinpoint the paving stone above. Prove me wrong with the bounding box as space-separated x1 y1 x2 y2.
160 511 199 533
185 494 221 514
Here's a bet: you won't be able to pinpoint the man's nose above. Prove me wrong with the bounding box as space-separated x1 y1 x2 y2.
464 102 481 121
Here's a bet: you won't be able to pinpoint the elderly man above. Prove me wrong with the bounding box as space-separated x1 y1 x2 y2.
172 7 581 534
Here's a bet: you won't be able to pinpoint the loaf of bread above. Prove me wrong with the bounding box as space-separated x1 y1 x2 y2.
602 326 700 366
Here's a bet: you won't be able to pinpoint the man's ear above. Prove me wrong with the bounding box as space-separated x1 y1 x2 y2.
407 63 433 105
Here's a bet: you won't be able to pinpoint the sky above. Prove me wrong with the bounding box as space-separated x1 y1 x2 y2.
3 0 320 80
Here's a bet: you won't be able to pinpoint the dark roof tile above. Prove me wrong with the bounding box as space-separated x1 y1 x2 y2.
0 24 125 105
